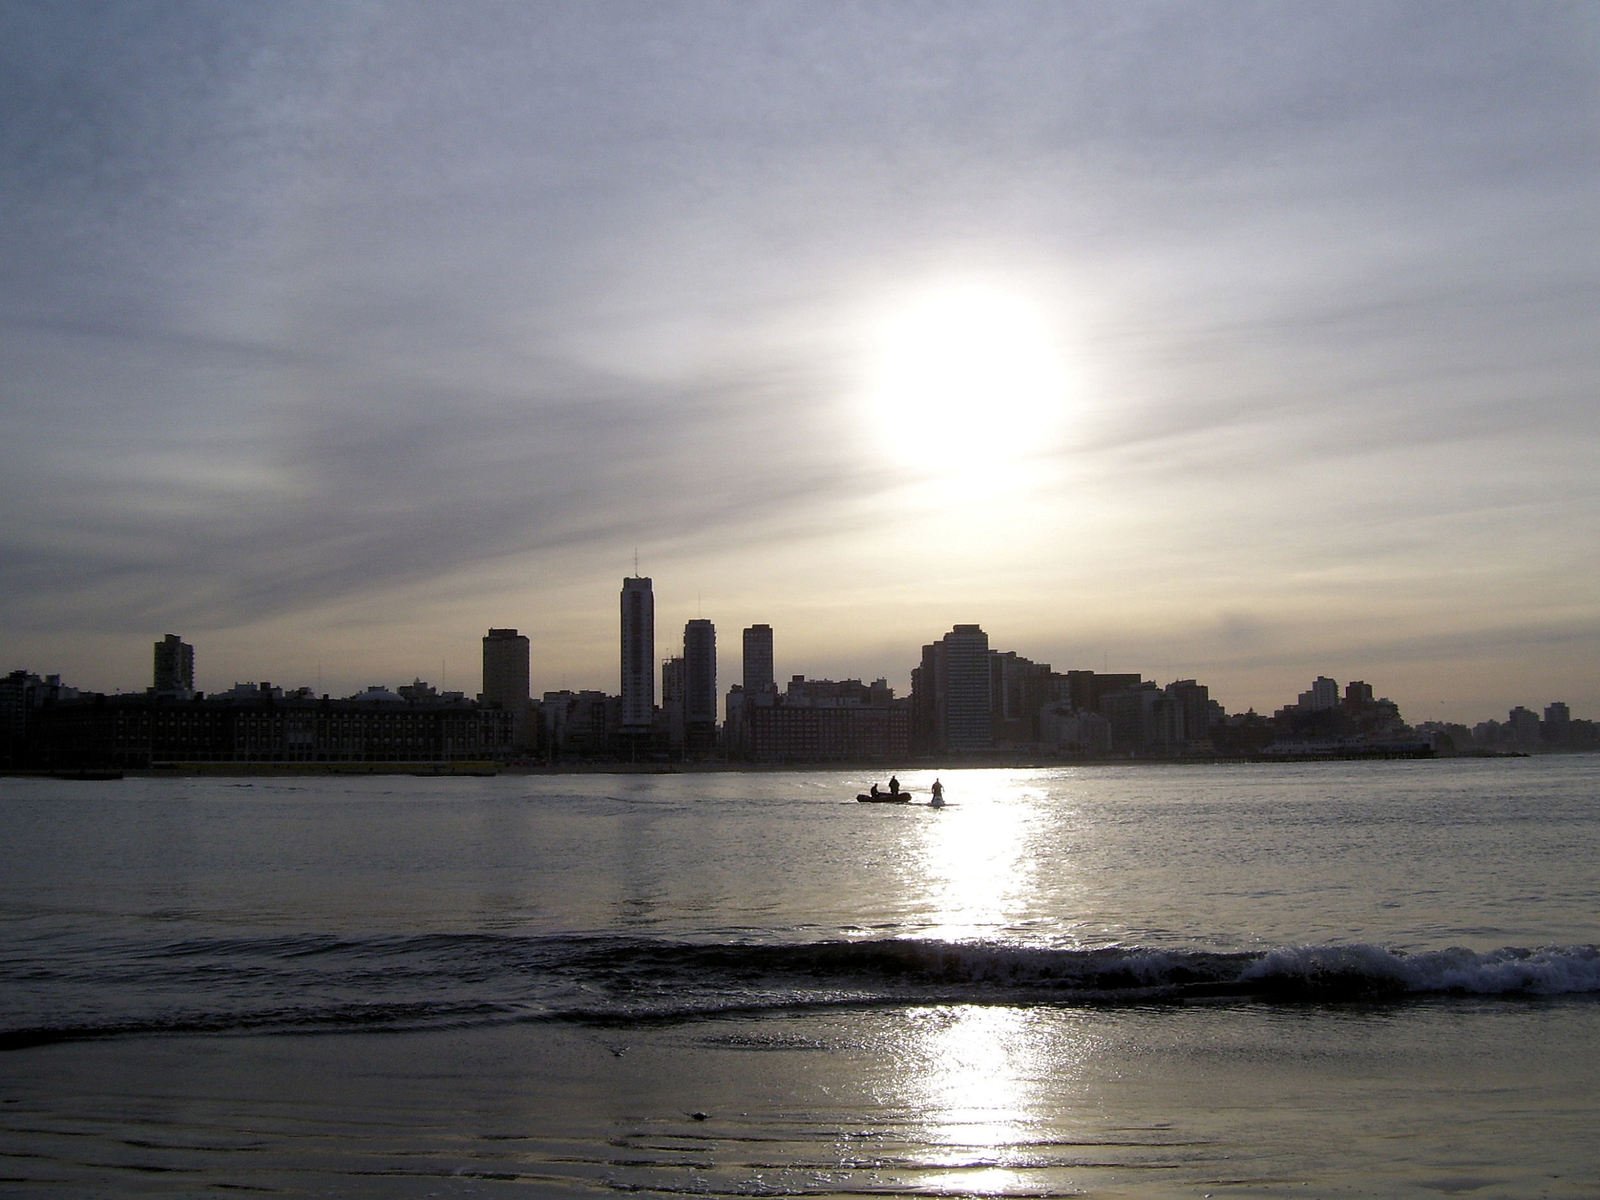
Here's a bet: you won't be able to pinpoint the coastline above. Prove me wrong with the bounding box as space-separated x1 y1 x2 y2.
8 748 1561 781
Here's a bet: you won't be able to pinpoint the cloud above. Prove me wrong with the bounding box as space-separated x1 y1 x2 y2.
2 2 1597 719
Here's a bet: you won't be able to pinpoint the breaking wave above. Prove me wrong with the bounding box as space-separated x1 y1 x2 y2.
548 937 1600 1008
6 934 1597 1050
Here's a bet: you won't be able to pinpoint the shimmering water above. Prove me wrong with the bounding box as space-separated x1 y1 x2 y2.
3 758 1597 1195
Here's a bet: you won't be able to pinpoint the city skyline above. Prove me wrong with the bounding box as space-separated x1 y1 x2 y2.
4 5 1597 726
9 610 1594 739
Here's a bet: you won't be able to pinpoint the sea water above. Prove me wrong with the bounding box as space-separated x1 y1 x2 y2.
2 757 1597 1196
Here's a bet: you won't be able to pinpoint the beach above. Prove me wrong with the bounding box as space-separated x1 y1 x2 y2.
9 1002 1596 1196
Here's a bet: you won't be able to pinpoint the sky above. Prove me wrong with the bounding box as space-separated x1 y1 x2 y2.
3 1 1598 725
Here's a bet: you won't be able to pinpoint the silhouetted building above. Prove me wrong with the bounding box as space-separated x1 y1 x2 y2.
990 650 1055 749
1095 678 1225 755
942 625 992 753
683 619 717 756
620 576 655 737
25 688 511 769
1212 710 1278 757
1507 706 1542 751
540 689 618 760
744 677 907 762
661 655 686 751
911 624 993 755
481 628 532 752
1164 679 1218 753
0 670 31 765
725 624 775 757
1297 676 1340 712
2 670 80 767
742 624 774 696
1062 670 1143 715
1102 681 1163 754
153 634 195 699
1543 701 1572 748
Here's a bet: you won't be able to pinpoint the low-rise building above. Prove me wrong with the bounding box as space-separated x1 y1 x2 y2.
22 688 512 769
741 676 907 763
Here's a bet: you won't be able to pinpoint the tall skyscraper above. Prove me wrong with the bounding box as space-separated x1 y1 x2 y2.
939 624 992 753
683 618 717 755
684 619 717 723
742 624 774 695
152 634 194 698
482 628 531 749
911 624 991 755
620 576 655 734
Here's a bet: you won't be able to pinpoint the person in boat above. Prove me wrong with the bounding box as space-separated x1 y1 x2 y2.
869 783 880 798
888 775 900 795
930 779 944 806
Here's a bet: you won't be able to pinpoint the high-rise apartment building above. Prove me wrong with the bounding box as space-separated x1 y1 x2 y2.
911 624 992 754
152 634 195 698
742 624 774 696
684 619 717 723
684 618 717 754
620 576 655 735
940 624 992 753
481 628 532 750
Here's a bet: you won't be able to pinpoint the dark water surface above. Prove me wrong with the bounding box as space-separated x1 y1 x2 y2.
3 759 1598 1195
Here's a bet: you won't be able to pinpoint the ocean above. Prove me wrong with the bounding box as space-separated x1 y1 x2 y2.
2 757 1597 1197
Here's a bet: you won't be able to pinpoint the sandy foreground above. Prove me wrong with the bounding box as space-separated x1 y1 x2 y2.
3 1002 1596 1197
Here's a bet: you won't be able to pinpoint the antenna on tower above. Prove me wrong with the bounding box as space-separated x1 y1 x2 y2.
633 547 640 578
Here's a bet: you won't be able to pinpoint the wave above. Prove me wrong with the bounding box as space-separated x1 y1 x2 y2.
1237 942 1600 998
6 935 1597 1051
542 937 1600 1010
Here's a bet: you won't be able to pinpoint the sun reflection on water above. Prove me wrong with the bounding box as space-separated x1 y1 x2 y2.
907 770 1060 944
865 774 1098 1191
895 1004 1093 1195
833 772 1113 1192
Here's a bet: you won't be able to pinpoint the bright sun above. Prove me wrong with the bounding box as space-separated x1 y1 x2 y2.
864 282 1070 478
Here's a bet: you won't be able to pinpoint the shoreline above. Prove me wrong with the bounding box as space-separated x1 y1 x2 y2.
7 749 1558 781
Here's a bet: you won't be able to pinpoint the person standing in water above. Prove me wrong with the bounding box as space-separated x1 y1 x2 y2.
930 779 945 807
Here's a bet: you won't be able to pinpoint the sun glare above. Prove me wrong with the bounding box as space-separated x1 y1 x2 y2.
864 282 1070 479
910 771 1047 942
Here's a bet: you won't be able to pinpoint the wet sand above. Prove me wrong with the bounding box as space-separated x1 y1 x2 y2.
4 1001 1596 1197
